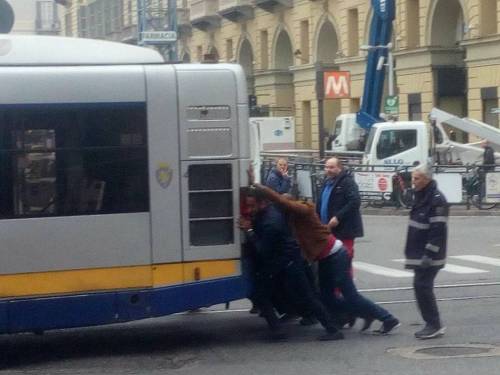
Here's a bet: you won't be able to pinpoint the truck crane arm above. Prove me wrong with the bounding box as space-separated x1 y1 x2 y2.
356 0 396 130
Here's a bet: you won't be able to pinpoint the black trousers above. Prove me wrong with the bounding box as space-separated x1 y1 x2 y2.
413 267 441 328
254 261 338 334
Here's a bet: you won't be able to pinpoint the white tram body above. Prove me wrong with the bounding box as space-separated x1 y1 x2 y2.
0 35 249 333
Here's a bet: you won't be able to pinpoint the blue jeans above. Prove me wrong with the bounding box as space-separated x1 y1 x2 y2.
318 247 391 321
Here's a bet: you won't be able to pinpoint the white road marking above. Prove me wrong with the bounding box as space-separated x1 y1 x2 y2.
353 261 413 278
493 244 500 247
391 258 488 274
450 255 500 267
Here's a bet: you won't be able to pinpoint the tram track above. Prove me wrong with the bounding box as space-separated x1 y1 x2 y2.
198 281 500 314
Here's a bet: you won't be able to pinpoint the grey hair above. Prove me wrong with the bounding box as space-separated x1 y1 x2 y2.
412 163 433 179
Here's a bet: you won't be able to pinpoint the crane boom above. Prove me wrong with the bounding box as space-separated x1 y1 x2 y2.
356 0 396 130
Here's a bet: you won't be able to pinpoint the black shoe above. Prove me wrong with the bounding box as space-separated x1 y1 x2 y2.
279 313 299 323
374 317 400 335
318 330 344 341
249 306 259 314
415 325 445 339
360 317 375 332
300 316 318 326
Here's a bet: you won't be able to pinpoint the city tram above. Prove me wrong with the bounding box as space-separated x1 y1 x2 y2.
0 34 250 334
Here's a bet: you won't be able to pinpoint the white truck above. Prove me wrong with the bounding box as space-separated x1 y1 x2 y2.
249 117 295 183
361 108 500 168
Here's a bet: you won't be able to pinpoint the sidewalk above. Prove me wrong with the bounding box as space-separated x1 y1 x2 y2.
362 205 500 216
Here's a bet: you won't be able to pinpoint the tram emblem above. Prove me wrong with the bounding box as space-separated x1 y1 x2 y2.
156 163 173 189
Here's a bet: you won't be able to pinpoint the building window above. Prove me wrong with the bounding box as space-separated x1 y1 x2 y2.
408 93 422 121
197 45 203 62
406 0 420 48
480 0 497 36
300 20 309 64
0 103 149 219
226 39 233 61
482 87 499 128
260 30 269 70
347 8 359 57
64 11 72 36
77 6 88 37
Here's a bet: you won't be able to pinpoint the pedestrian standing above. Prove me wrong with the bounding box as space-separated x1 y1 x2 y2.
316 157 363 271
265 157 292 194
405 165 448 339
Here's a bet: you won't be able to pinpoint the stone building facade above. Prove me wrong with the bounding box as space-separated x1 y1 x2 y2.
58 0 500 149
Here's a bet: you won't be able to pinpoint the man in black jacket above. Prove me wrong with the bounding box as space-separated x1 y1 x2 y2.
316 157 364 270
405 165 448 339
241 189 343 341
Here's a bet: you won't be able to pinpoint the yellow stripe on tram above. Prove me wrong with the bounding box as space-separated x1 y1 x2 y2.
0 260 240 298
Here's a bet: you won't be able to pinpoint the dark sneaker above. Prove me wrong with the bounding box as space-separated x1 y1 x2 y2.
347 315 357 328
249 306 259 314
415 325 445 339
300 316 318 326
279 313 299 323
318 330 344 341
374 317 400 335
360 317 375 332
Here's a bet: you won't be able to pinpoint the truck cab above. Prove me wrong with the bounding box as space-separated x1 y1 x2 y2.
331 114 366 152
363 121 430 168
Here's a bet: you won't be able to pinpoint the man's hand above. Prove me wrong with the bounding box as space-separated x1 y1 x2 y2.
420 255 432 269
238 216 252 231
327 217 339 229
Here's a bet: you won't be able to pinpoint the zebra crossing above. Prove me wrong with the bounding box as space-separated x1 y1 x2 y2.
353 255 500 278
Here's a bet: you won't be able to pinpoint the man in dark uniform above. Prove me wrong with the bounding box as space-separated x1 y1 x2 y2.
240 188 343 341
405 165 448 339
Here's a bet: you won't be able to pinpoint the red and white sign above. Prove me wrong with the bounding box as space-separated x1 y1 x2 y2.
323 71 351 99
355 172 394 193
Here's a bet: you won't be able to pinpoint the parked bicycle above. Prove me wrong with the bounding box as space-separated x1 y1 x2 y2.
392 167 414 209
463 167 497 210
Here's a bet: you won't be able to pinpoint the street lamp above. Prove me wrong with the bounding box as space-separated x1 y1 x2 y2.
360 42 395 97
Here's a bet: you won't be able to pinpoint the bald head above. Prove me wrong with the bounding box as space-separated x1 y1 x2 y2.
324 157 343 178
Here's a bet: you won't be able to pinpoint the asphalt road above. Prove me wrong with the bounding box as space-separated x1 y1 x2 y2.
1 215 499 375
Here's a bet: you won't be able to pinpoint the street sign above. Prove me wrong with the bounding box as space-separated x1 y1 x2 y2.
140 31 177 44
384 95 399 115
322 71 351 99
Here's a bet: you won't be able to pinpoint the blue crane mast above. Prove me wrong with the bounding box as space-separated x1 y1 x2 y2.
356 0 396 130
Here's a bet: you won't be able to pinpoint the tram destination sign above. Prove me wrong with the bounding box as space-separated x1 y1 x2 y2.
141 31 177 44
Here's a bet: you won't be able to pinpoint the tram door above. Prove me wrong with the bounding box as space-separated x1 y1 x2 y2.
177 68 242 262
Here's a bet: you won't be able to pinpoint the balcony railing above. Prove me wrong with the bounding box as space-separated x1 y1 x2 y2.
218 0 253 22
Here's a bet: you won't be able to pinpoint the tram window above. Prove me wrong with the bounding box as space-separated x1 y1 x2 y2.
188 164 234 246
0 103 149 219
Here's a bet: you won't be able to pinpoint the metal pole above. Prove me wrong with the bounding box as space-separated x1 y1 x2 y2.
318 99 325 159
388 49 394 97
167 0 177 61
137 0 146 45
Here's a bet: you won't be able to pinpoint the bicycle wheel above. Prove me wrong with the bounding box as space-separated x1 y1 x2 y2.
471 194 497 210
397 188 414 209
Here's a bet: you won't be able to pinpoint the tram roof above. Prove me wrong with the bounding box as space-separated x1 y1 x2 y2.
0 34 164 66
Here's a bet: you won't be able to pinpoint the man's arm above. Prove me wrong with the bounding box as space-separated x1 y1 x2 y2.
254 183 311 215
424 197 449 258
